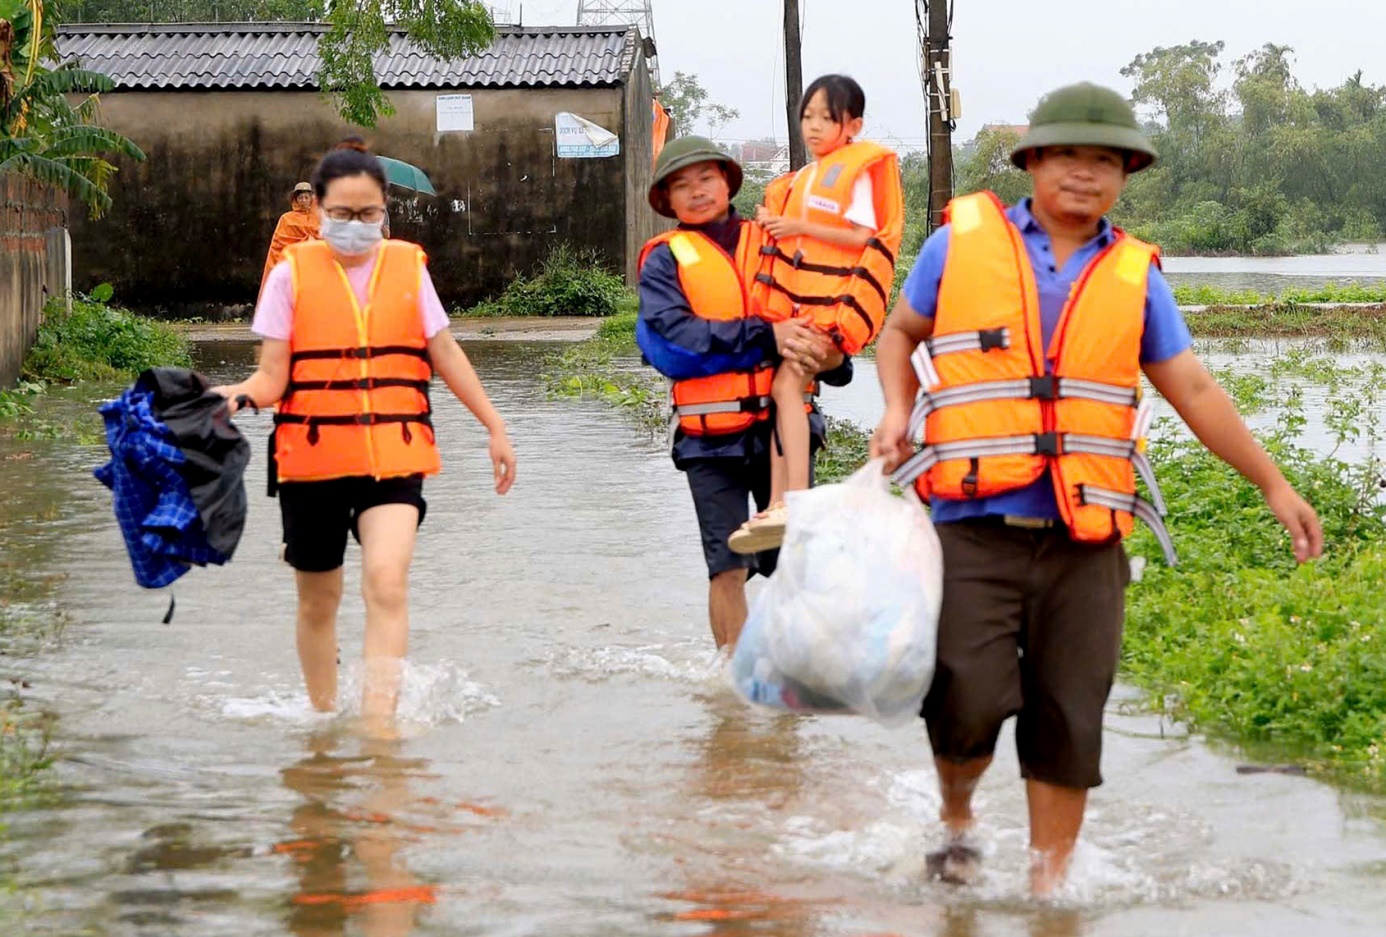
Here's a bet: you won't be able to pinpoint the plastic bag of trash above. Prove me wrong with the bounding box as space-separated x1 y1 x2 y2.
730 458 944 725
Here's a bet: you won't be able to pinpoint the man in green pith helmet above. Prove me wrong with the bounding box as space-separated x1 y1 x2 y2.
635 136 854 650
870 83 1324 895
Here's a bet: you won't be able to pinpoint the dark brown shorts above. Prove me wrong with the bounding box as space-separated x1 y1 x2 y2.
921 519 1131 789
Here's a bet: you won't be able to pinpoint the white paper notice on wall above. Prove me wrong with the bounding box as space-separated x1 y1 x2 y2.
436 94 475 133
555 112 620 158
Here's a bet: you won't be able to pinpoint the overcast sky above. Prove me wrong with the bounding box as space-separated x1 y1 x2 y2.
511 0 1379 150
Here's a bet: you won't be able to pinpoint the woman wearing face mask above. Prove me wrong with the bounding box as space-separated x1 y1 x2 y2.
215 137 516 730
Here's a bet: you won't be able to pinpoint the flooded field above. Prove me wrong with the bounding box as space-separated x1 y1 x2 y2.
1 340 1383 936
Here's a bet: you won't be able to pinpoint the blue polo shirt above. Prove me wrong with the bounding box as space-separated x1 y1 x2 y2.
900 198 1192 523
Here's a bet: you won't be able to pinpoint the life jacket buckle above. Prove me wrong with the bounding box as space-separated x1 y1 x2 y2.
978 328 1008 352
1034 432 1060 457
345 347 371 359
755 273 775 286
1028 375 1059 400
791 250 805 269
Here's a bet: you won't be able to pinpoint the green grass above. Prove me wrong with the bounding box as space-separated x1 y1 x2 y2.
0 693 53 811
1172 281 1386 307
455 245 631 318
1185 303 1386 347
540 310 664 433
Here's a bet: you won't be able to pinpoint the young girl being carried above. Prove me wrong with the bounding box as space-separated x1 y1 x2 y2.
729 74 905 554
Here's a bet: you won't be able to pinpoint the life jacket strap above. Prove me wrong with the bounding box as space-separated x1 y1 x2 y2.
926 327 1011 358
1079 484 1178 566
865 236 895 266
290 345 430 364
910 344 941 392
753 273 877 338
674 390 815 418
274 412 434 446
1063 434 1169 516
757 247 889 306
675 396 773 417
285 377 432 393
912 376 1140 420
890 431 1163 498
891 433 1047 487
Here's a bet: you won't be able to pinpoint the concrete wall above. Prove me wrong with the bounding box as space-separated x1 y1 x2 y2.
621 58 670 282
70 84 636 313
1 177 69 388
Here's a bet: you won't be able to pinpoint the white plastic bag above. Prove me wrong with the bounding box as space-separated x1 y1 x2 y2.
730 458 944 725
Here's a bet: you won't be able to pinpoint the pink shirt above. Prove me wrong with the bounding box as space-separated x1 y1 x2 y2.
252 253 451 341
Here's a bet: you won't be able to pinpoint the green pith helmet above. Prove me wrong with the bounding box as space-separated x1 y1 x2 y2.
1011 82 1158 173
648 135 743 218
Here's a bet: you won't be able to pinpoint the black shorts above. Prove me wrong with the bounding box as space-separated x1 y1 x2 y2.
277 475 427 573
685 458 776 579
683 443 819 580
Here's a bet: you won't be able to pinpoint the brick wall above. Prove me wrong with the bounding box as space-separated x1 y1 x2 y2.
0 176 69 387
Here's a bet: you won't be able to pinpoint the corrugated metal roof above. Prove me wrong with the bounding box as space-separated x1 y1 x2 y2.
56 23 639 91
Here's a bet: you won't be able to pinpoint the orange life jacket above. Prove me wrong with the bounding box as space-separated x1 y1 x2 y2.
753 140 905 355
274 239 440 484
639 224 814 436
892 191 1177 564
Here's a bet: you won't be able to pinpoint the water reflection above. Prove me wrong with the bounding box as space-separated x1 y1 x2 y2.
277 730 438 937
927 907 1084 937
659 699 828 935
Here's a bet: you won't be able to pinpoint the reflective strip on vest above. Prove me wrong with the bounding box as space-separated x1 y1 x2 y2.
892 431 1169 520
1080 485 1178 566
673 390 816 418
910 344 941 392
926 327 1011 358
916 376 1139 415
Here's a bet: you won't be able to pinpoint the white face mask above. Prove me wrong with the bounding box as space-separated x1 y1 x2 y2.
320 216 384 256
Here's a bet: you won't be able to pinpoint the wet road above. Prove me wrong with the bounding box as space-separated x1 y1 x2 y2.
1 341 1384 936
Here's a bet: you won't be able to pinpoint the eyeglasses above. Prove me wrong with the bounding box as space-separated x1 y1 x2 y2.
321 206 387 223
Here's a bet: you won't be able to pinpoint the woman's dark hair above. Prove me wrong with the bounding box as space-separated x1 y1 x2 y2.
311 136 387 200
799 74 866 124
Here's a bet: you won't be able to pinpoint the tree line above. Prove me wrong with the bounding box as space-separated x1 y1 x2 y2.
955 40 1386 256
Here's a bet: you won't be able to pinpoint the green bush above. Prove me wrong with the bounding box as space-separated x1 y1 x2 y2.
1123 371 1386 786
463 245 628 318
22 291 191 383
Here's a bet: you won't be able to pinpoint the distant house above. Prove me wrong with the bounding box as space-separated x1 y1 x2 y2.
57 23 663 312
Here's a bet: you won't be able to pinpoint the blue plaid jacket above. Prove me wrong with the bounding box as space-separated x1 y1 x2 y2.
95 385 228 588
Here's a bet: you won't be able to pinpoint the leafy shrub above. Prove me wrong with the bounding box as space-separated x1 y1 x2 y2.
22 290 191 383
464 245 628 318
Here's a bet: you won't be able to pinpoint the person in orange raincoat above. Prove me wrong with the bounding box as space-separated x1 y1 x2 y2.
261 182 320 292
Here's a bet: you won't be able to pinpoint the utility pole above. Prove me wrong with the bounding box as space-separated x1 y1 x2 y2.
784 0 806 170
921 0 955 230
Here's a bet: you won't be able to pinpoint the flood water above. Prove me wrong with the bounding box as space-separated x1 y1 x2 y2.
1162 242 1386 294
2 341 1385 936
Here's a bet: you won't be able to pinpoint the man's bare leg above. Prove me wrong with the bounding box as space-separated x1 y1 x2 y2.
928 756 991 884
1026 779 1087 897
708 567 749 649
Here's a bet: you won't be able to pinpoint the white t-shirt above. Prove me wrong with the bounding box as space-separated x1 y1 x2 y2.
843 173 878 230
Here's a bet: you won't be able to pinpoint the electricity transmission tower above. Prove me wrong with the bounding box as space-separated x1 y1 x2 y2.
576 0 660 85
